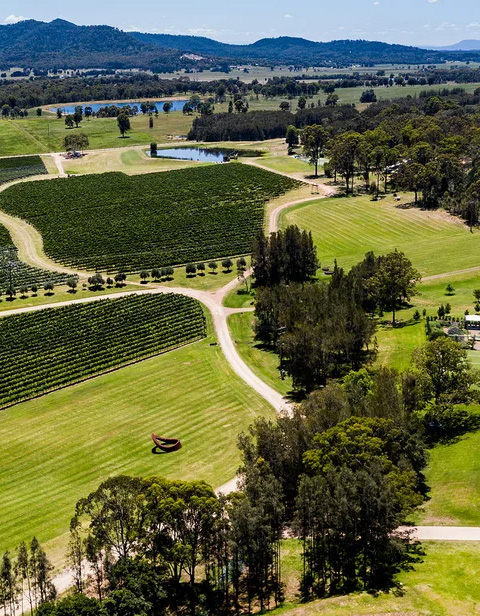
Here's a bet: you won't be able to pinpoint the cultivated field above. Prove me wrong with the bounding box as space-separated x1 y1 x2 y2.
0 221 70 289
0 293 206 408
0 164 298 272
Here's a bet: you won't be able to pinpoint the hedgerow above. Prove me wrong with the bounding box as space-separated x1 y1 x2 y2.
0 293 206 408
0 164 299 273
0 223 70 290
0 155 47 185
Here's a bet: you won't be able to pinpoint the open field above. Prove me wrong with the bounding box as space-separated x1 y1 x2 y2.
281 193 480 277
417 423 480 527
0 314 274 561
0 112 194 156
277 541 480 616
0 164 297 272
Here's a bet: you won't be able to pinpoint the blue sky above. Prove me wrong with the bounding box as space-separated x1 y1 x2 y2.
3 0 480 46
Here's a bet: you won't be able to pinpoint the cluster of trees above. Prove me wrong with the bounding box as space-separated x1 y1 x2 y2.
253 248 420 390
1 104 29 119
46 474 285 616
0 74 335 112
239 330 480 595
252 225 318 287
64 133 89 152
294 91 480 225
0 538 55 615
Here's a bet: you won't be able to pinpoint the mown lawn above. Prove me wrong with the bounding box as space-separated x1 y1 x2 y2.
253 155 314 176
281 193 480 277
417 425 480 527
277 541 480 616
374 319 427 371
227 312 293 398
0 315 274 563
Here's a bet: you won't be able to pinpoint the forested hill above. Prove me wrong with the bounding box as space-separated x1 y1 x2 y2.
0 19 191 71
132 33 480 66
2 19 480 70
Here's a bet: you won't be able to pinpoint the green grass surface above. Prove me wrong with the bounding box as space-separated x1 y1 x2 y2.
281 193 480 277
417 426 480 526
0 314 274 561
375 319 427 371
228 312 293 397
249 155 313 175
276 541 480 616
0 113 194 155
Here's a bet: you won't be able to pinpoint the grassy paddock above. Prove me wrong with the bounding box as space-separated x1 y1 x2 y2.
277 541 480 616
0 113 194 155
281 192 480 278
0 314 274 562
417 423 480 526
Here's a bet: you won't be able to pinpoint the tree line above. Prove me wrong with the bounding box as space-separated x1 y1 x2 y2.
188 105 357 142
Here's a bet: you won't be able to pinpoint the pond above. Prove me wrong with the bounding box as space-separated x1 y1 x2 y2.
52 100 188 114
146 147 263 163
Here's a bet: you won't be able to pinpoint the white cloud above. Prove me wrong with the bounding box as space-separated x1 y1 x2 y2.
467 22 480 28
284 14 294 19
4 14 26 24
435 21 460 31
427 0 438 3
373 2 380 6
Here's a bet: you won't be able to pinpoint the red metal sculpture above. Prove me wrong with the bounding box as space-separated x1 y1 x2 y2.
151 433 182 453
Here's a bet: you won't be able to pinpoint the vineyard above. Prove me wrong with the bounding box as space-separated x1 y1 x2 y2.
0 155 47 185
0 223 70 290
0 293 206 408
0 164 298 272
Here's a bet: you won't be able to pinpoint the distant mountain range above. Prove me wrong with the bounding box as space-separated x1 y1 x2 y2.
425 40 480 51
1 19 480 71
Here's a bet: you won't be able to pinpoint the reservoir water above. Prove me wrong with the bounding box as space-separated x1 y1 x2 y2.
52 100 188 114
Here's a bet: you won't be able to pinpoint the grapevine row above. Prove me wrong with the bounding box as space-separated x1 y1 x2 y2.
0 223 70 290
0 155 47 185
0 164 299 273
0 293 206 408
